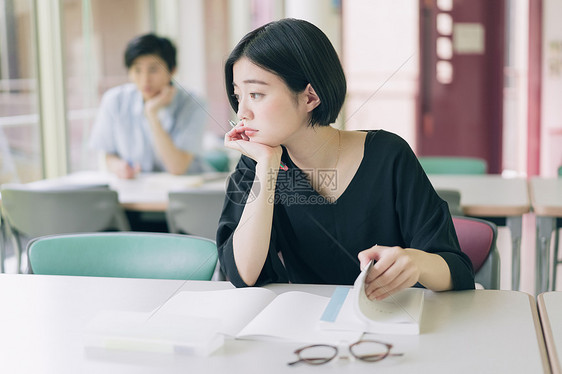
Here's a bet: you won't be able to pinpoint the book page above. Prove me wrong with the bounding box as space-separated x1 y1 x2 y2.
352 260 424 334
357 288 424 324
237 291 362 344
152 288 277 336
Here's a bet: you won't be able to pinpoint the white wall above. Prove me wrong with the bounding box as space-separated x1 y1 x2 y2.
342 0 419 148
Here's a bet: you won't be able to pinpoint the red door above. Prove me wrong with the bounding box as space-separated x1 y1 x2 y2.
418 0 505 173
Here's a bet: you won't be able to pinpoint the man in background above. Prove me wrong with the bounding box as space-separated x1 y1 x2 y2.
90 33 207 178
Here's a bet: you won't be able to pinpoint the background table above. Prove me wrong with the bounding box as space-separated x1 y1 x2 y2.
0 274 549 373
429 175 530 291
538 292 562 374
531 178 562 294
25 171 229 212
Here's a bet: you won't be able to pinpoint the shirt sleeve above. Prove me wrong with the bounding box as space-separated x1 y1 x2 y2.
389 134 475 290
216 155 289 287
89 90 118 153
169 92 207 155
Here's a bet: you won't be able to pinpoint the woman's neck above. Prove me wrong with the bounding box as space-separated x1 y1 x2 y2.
284 126 341 170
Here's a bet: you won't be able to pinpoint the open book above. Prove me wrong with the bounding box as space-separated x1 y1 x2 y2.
152 287 363 344
318 261 424 335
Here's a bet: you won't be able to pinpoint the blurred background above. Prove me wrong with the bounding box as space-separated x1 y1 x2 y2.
0 0 560 183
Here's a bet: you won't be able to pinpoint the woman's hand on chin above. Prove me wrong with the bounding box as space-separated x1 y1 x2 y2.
225 125 282 165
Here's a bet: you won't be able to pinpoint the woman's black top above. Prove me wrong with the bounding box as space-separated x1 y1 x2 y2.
217 130 475 289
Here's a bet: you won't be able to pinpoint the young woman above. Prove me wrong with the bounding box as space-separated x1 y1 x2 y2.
218 18 474 300
90 33 207 178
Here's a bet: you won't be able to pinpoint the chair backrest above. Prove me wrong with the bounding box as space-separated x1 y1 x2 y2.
419 156 487 174
1 184 130 237
166 189 226 240
558 165 562 177
203 149 231 172
27 232 218 280
452 216 500 289
435 189 463 216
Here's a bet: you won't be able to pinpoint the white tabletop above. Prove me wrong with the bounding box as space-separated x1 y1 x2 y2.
530 178 562 216
0 274 549 373
21 171 228 212
429 174 530 216
538 292 562 374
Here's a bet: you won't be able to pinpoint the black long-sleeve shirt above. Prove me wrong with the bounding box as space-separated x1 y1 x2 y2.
217 130 475 290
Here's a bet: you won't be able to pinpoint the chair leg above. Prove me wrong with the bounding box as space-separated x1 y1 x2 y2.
10 234 22 274
0 226 4 273
553 228 560 291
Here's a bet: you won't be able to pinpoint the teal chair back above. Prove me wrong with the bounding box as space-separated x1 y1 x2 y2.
558 165 562 177
203 149 230 172
419 156 487 175
27 232 218 280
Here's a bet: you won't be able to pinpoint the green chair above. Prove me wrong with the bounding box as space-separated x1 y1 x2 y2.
27 232 218 280
203 149 231 172
419 156 487 175
167 189 227 281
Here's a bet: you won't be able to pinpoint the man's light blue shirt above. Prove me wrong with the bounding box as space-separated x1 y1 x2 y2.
89 83 208 173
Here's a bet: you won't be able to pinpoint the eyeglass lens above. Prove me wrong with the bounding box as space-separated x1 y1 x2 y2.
291 344 337 365
350 340 391 362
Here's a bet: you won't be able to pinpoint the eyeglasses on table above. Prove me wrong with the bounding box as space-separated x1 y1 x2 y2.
287 339 403 366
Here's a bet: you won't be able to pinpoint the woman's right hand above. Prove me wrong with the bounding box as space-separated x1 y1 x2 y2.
224 122 283 166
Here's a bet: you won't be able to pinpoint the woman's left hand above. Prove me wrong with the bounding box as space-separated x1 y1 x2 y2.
357 245 421 300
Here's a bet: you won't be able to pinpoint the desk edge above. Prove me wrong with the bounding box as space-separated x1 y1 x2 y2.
538 293 560 374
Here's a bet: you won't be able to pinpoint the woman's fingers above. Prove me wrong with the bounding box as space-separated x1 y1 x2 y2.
361 245 420 300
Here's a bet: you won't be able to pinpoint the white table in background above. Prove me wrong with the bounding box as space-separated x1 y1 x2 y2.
24 170 228 212
530 178 562 294
0 274 549 373
429 175 530 291
538 292 562 374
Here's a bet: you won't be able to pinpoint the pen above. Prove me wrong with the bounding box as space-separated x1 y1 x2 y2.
228 120 288 171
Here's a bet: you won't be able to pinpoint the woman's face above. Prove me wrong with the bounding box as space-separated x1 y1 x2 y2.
128 54 173 101
232 57 311 147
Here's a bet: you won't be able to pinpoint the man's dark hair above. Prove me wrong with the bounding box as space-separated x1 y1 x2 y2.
124 33 176 71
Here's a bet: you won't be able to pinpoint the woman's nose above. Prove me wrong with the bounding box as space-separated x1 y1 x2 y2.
237 100 252 121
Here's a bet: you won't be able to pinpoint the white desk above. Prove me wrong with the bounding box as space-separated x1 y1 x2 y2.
538 292 562 374
429 175 530 291
530 178 562 294
23 171 228 212
0 274 549 373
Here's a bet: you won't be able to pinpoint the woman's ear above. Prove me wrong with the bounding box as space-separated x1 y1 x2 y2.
303 83 321 112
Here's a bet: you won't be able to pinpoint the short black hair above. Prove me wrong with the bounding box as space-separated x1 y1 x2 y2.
225 18 346 127
124 33 176 71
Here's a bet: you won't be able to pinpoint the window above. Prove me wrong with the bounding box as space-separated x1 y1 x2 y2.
62 0 152 172
0 0 41 183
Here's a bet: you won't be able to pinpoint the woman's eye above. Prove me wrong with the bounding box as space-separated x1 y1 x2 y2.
250 93 263 99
